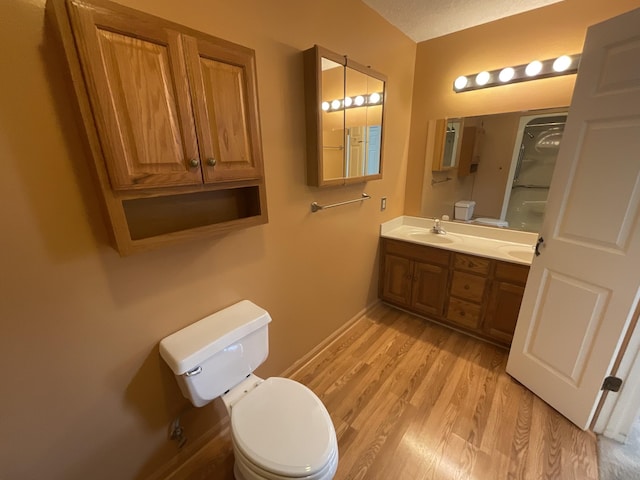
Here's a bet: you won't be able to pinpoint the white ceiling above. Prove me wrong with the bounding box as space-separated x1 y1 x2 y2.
362 0 564 42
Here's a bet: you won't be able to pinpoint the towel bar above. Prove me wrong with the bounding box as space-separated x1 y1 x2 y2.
311 193 371 213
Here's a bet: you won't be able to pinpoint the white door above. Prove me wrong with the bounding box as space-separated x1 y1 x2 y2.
506 7 640 430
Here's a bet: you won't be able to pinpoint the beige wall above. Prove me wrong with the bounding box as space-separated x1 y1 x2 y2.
0 1 415 479
405 0 640 219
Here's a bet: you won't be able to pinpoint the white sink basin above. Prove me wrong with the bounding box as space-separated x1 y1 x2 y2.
408 231 457 244
497 244 535 262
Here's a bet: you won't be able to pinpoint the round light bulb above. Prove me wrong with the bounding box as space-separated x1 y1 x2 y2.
354 95 365 106
553 55 572 72
475 71 491 86
331 99 341 110
454 75 468 90
369 92 381 104
343 96 353 108
321 101 330 111
525 60 543 77
499 67 515 83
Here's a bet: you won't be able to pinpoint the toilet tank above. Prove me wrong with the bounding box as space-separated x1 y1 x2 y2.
159 300 272 407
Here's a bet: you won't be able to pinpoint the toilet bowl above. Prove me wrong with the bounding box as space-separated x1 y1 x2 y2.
159 301 338 480
229 377 338 480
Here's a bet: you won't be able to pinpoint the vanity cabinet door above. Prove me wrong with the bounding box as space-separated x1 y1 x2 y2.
484 261 529 344
411 261 449 317
379 239 450 313
380 254 413 307
484 281 525 344
68 2 201 189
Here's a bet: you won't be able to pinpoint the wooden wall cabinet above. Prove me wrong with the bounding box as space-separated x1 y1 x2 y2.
379 238 529 346
49 0 267 255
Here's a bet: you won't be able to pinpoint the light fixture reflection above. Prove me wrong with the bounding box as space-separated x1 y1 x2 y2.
321 92 383 112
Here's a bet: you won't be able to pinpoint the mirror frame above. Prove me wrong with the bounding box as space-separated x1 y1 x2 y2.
303 45 387 187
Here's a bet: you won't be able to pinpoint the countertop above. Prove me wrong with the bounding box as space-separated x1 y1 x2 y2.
380 216 538 265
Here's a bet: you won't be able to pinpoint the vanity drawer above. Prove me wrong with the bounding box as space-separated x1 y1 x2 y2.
453 253 491 275
450 271 487 302
447 297 482 329
382 238 450 266
495 261 530 285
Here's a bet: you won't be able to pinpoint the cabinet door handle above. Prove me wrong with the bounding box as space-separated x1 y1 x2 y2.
464 284 470 290
189 158 200 168
207 157 217 167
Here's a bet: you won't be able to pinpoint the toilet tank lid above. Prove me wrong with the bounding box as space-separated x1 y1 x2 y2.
159 300 272 375
455 200 476 207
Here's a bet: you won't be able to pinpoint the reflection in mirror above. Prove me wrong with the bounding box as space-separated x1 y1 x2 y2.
442 119 462 168
500 112 567 232
424 108 567 233
430 118 463 172
321 58 344 181
345 66 384 178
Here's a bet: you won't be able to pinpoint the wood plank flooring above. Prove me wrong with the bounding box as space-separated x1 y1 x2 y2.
163 304 598 480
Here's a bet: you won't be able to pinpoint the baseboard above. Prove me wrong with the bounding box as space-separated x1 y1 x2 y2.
279 300 381 378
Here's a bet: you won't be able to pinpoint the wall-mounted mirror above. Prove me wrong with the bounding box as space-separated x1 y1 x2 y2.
303 45 386 187
423 107 568 233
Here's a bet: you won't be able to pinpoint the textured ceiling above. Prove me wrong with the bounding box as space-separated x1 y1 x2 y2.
362 0 564 42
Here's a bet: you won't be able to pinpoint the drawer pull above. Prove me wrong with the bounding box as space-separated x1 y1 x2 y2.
464 284 470 290
460 310 466 316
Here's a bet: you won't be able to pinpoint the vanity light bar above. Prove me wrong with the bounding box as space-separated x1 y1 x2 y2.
453 54 581 93
321 92 383 112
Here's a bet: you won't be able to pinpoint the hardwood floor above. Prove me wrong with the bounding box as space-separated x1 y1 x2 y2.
163 304 598 480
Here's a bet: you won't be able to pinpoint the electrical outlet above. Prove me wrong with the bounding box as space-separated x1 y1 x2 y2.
381 197 387 211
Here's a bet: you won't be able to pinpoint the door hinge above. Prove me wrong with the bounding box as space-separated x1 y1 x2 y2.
601 376 623 392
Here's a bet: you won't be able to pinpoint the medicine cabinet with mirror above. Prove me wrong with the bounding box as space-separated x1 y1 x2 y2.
303 45 386 187
431 118 463 171
423 107 567 233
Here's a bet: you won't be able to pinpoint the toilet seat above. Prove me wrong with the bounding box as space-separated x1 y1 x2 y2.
231 377 337 478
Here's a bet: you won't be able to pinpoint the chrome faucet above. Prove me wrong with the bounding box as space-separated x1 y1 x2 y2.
432 218 447 234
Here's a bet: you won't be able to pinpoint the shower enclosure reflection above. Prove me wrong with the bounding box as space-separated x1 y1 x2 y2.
501 113 567 232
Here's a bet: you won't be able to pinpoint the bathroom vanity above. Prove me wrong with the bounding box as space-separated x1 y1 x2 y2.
379 217 536 347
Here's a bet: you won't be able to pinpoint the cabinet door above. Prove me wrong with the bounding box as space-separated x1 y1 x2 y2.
484 281 525 345
67 1 201 189
411 261 449 317
381 254 412 307
183 36 263 183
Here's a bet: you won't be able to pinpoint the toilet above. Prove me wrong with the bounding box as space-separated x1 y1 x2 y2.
159 300 339 480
